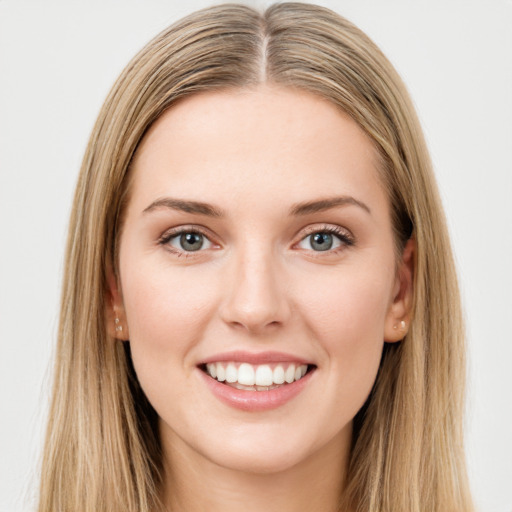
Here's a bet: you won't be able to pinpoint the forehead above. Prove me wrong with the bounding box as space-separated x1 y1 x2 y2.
128 85 388 218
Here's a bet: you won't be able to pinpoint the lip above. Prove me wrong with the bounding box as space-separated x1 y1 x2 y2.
197 351 316 412
199 350 312 366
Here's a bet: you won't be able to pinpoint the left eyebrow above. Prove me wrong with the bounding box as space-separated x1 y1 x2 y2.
289 196 371 216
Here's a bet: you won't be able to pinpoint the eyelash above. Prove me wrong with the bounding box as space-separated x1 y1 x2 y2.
297 225 355 254
158 226 214 257
158 224 355 257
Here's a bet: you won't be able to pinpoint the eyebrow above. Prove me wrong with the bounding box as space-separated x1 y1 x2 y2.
289 196 371 216
143 198 225 217
142 195 371 217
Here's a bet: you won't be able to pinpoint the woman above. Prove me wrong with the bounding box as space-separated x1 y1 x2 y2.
38 3 474 511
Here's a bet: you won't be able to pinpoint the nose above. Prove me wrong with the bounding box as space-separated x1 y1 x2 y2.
219 245 291 334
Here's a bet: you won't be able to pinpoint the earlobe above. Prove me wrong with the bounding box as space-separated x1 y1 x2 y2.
105 265 129 341
384 238 415 343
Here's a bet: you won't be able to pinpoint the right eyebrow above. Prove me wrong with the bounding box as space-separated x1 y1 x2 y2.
142 197 225 218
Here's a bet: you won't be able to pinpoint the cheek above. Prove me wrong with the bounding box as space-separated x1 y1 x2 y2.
300 266 392 341
297 266 392 390
119 256 219 373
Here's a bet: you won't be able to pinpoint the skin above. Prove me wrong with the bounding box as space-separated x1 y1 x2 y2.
109 84 413 512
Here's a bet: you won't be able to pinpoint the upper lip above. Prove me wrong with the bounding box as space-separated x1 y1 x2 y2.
199 350 314 366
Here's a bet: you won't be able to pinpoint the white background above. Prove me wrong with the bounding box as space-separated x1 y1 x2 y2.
0 1 511 511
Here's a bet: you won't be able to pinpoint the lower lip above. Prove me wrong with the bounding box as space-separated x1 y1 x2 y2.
198 368 314 412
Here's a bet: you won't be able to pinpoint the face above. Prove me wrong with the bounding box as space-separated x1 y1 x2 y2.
111 85 412 475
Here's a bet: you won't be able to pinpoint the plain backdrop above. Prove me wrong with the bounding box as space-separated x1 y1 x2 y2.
0 1 511 511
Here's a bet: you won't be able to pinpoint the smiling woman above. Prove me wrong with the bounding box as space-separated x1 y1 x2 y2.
37 3 474 512
116 86 410 483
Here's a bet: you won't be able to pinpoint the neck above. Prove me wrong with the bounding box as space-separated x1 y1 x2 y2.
160 428 351 512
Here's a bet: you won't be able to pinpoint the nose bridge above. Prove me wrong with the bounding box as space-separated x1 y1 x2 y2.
220 237 290 332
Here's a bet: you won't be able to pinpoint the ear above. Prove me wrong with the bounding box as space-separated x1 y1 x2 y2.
384 238 415 342
105 264 129 341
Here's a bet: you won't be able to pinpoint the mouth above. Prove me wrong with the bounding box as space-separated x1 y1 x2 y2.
199 361 316 392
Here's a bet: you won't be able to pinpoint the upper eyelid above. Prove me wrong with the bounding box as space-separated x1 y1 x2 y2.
300 224 349 234
159 225 215 241
296 224 354 240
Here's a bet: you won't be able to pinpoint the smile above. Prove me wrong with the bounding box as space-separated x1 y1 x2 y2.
197 352 316 411
204 362 309 391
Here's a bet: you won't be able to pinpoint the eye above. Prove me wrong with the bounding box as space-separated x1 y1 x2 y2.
297 227 354 252
161 229 214 253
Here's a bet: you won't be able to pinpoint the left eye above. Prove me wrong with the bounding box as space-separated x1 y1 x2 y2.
297 231 344 252
166 231 214 252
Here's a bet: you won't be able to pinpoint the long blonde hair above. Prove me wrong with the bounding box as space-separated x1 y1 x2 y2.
38 3 473 511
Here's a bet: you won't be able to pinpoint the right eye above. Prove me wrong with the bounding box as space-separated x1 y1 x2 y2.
160 229 214 253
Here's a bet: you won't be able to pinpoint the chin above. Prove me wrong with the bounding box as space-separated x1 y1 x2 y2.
198 422 344 476
208 444 307 475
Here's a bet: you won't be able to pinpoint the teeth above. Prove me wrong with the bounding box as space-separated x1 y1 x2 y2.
206 363 217 379
238 363 255 386
273 365 285 384
204 362 309 389
255 365 273 386
226 363 237 383
216 364 226 382
285 365 295 383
